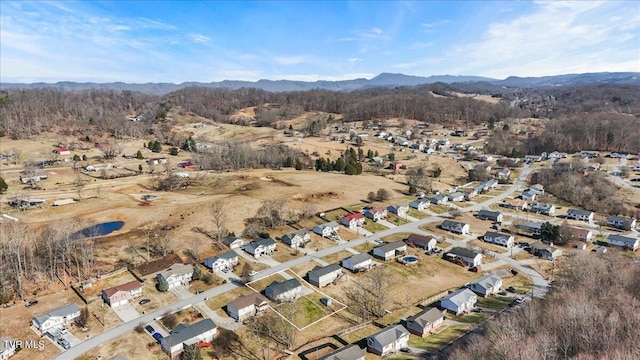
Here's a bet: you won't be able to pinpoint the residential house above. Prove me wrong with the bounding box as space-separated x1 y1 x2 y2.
146 157 167 165
521 190 537 202
530 184 545 194
497 168 511 180
307 263 344 288
226 293 269 322
518 221 543 234
409 198 430 211
607 215 637 229
448 247 482 267
525 154 543 162
371 156 384 166
438 139 450 146
447 192 465 202
157 264 194 289
244 237 277 258
501 199 528 211
423 147 436 155
53 147 71 155
403 308 444 337
466 275 503 297
483 231 514 248
366 325 410 357
389 161 404 171
318 344 366 360
441 220 470 235
607 234 639 251
483 179 499 189
463 188 478 201
363 208 388 222
530 202 556 216
372 241 407 261
566 209 595 223
280 229 311 248
101 280 143 308
340 213 366 229
387 204 409 217
440 288 477 315
548 151 567 159
31 303 81 333
530 242 563 260
222 236 245 249
596 246 608 254
0 337 16 360
477 210 503 222
203 251 239 272
341 253 373 272
570 227 593 242
264 279 303 302
429 195 449 205
313 221 340 238
160 319 217 357
405 233 437 252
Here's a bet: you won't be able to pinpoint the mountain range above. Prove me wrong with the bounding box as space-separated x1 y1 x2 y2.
1 72 638 95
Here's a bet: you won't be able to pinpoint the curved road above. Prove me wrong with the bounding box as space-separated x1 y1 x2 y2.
56 165 543 360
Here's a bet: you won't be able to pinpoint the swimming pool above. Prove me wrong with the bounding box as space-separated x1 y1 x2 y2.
399 255 419 264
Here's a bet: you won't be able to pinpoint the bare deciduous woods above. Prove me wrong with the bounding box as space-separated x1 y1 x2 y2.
449 253 640 360
342 267 396 321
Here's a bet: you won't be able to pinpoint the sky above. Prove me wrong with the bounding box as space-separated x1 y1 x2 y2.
1 1 639 83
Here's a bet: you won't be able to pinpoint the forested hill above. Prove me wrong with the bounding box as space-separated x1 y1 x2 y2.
1 72 638 94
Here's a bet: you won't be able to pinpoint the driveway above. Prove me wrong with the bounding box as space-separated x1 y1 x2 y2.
112 303 140 322
169 285 193 300
63 332 81 347
193 301 241 331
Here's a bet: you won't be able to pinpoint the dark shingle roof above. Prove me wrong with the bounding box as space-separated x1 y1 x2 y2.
265 279 302 298
161 319 216 349
375 241 406 253
367 324 409 347
567 209 594 217
318 344 366 360
406 307 443 328
308 263 342 278
449 247 480 259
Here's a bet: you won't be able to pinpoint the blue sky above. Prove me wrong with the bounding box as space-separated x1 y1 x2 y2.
1 1 639 83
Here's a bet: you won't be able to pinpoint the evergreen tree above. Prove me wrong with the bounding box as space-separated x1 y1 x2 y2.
157 276 169 292
0 176 7 194
170 147 179 156
182 136 197 152
136 150 144 159
192 265 203 281
180 344 202 360
367 149 374 159
294 158 303 170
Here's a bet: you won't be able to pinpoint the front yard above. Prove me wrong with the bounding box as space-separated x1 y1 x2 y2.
363 220 390 233
408 208 429 219
408 325 472 352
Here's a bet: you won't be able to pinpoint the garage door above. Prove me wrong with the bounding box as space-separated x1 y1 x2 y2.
112 299 128 307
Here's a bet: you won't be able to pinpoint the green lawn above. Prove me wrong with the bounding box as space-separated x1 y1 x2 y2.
323 209 348 222
430 205 448 214
285 295 328 328
340 324 381 344
387 213 410 225
476 296 512 311
408 325 472 351
446 312 491 324
408 209 428 219
363 220 390 233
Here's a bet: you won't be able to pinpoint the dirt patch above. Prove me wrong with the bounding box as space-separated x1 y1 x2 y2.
130 254 183 277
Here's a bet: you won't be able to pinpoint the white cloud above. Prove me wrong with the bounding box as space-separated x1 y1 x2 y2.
356 27 384 39
421 20 450 28
188 33 211 43
347 57 363 63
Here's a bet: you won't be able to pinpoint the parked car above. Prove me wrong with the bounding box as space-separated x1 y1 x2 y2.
400 347 412 353
152 333 163 342
25 300 38 307
507 286 516 293
139 298 151 305
57 338 71 350
514 297 525 304
145 325 155 334
59 327 68 335
498 291 507 296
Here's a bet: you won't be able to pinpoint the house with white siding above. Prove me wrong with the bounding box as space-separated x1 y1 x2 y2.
466 275 503 297
32 303 81 333
409 199 430 211
405 233 437 252
441 220 470 235
0 337 16 360
366 325 410 356
403 308 444 337
483 231 514 248
440 288 477 315
607 215 637 229
264 279 303 302
313 222 340 238
157 264 194 289
280 230 311 248
203 251 239 272
448 247 482 267
244 237 277 258
226 293 269 322
340 213 366 229
341 253 373 272
372 241 407 261
387 204 409 217
160 319 217 357
607 234 639 251
307 263 343 288
566 209 594 223
101 281 143 308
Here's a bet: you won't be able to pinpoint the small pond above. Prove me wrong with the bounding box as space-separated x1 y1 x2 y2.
71 221 124 240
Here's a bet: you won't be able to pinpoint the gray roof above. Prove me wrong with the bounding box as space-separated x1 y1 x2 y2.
406 308 443 328
367 324 409 347
484 231 511 240
478 210 501 219
518 221 542 230
448 192 465 198
308 263 342 278
468 274 501 290
264 279 302 298
441 288 476 307
204 250 237 263
33 303 81 325
441 220 467 229
531 202 553 210
318 221 339 229
251 237 276 247
159 263 193 279
607 234 638 245
607 215 633 222
161 319 216 349
223 236 243 246
375 241 406 253
567 209 594 217
281 229 309 244
449 247 480 259
344 253 371 266
318 344 365 360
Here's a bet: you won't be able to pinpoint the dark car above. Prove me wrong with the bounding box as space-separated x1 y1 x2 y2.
152 333 163 342
145 325 155 334
400 347 412 353
507 286 516 293
139 298 151 305
57 338 71 350
25 300 38 307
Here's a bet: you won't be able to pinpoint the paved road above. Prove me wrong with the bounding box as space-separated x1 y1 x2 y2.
55 165 542 360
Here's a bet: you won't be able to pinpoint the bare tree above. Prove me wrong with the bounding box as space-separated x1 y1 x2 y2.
209 200 228 246
74 170 86 201
343 267 395 320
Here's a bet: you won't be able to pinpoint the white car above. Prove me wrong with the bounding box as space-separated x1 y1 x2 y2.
59 328 68 335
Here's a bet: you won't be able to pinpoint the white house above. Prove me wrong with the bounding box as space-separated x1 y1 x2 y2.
477 210 503 223
244 237 277 258
203 251 239 272
223 236 245 249
607 215 637 229
366 325 410 357
405 233 437 252
372 241 407 261
386 204 409 217
521 190 537 202
160 319 217 357
409 199 430 211
566 209 595 223
440 288 477 315
101 280 143 308
441 220 470 235
448 247 483 267
341 253 373 272
340 213 366 229
570 227 593 242
403 308 444 337
530 202 556 216
447 192 465 202
0 337 16 360
280 230 311 248
313 221 340 238
483 231 514 248
307 263 343 288
157 264 194 289
429 195 449 205
607 234 640 251
318 345 365 360
32 303 81 333
466 275 503 297
226 293 269 322
363 208 387 222
264 279 303 302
